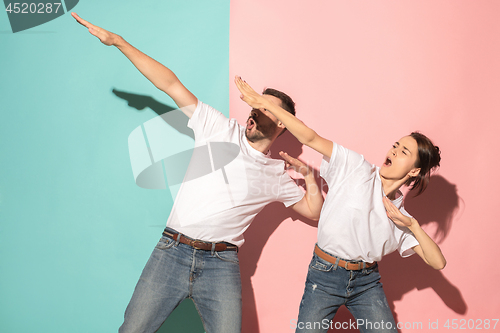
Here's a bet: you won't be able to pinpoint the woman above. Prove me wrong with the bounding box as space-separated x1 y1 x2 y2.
235 77 446 333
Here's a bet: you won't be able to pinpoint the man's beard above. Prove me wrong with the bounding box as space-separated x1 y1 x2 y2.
245 116 275 142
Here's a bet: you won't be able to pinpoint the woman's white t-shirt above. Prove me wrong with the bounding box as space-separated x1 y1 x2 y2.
317 142 419 263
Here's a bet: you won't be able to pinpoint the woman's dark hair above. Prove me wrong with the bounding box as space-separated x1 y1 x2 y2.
406 132 441 196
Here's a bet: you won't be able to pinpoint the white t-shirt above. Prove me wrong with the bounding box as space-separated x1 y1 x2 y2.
166 101 304 247
317 142 419 263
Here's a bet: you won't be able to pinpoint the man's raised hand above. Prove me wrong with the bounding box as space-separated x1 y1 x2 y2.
280 151 312 178
71 12 119 46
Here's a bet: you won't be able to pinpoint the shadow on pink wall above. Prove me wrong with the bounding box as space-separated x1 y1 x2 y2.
240 136 466 333
239 132 323 332
330 175 466 332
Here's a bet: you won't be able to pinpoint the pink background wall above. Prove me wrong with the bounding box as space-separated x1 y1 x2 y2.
229 0 500 332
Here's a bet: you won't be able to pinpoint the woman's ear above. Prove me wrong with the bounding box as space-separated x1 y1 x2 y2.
408 167 421 178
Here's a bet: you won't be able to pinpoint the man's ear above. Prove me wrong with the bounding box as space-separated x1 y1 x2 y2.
276 122 287 137
408 167 421 178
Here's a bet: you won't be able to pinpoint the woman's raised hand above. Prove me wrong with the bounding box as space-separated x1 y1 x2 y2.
234 76 267 110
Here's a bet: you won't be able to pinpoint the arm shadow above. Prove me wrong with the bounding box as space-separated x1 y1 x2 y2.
379 175 467 330
240 131 326 333
111 88 194 140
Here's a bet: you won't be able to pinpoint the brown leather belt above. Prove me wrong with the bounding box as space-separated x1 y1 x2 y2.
314 244 376 270
162 230 238 252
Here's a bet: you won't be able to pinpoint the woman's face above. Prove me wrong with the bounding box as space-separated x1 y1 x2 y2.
380 136 421 181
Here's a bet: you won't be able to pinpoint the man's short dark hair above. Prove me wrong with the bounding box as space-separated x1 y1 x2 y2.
262 88 296 116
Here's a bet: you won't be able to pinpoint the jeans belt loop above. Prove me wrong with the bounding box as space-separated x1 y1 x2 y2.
175 233 181 246
333 257 340 270
211 242 216 256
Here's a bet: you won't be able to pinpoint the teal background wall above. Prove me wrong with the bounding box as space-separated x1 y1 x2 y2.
0 1 229 332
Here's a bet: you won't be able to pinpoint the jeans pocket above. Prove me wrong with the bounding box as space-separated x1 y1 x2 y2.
215 251 239 264
155 237 175 250
310 255 333 272
363 263 379 275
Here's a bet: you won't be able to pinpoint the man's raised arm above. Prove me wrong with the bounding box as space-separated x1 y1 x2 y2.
280 152 323 221
71 12 197 118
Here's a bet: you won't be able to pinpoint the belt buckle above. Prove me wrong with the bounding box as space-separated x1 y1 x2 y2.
190 240 206 250
346 260 360 270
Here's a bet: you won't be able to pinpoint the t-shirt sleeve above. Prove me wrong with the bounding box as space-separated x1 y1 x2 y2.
396 206 420 257
187 100 231 140
277 173 305 207
320 142 366 186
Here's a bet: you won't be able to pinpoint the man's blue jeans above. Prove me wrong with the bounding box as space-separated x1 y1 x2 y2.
119 230 242 333
295 246 397 333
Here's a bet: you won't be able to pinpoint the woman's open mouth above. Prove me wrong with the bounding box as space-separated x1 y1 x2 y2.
383 157 392 167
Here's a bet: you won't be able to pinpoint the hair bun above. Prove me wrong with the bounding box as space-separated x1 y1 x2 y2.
433 145 441 167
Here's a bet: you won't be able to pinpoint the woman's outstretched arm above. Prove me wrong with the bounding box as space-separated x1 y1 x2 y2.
235 76 333 157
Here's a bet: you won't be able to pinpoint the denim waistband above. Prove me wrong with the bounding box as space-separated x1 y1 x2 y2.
163 227 238 248
314 244 376 270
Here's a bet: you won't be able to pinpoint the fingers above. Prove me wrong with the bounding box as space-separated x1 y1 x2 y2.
383 198 398 220
280 152 298 171
235 76 250 95
71 12 102 38
280 151 310 174
234 76 246 93
281 152 307 169
279 151 295 164
71 12 92 28
382 197 389 209
234 76 255 94
382 197 395 210
383 197 406 224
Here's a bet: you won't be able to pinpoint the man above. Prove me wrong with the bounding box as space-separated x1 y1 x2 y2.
72 13 323 333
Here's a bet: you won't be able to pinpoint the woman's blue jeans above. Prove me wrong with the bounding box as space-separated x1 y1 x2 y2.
119 230 242 333
295 247 397 333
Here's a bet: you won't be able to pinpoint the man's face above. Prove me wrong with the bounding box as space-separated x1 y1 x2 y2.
245 94 283 142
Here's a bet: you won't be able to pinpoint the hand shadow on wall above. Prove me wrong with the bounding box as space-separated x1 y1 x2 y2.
329 175 466 333
240 131 327 333
112 88 194 140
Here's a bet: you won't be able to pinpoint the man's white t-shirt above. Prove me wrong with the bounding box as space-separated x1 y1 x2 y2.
166 101 304 247
317 142 419 263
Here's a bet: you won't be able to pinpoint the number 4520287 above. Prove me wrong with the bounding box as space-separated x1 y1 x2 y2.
5 3 62 14
444 319 498 330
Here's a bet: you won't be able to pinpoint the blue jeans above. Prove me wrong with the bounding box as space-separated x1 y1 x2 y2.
119 229 242 333
295 247 397 333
